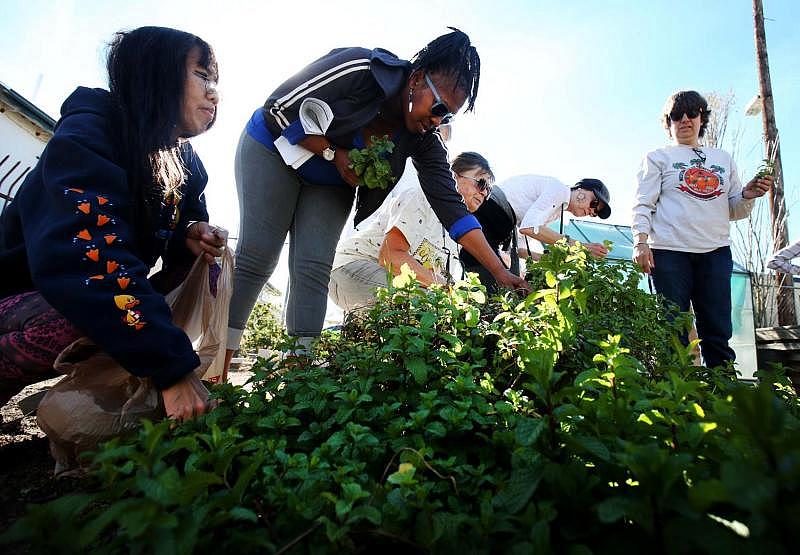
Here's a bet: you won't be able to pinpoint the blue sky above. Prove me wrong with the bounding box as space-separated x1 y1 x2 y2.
2 0 798 249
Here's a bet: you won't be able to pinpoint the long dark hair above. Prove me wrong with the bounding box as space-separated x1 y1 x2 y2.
106 26 217 223
411 27 480 113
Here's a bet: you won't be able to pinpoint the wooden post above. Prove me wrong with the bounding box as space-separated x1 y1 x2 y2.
753 0 796 326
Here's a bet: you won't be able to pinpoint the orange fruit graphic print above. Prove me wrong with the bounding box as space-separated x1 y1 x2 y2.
673 153 726 201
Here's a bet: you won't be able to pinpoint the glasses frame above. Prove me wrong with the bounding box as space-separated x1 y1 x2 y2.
192 70 219 96
424 73 455 124
456 173 493 198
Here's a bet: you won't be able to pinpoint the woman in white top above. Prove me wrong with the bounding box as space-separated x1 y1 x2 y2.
499 175 612 258
329 152 494 312
767 240 800 276
631 90 772 368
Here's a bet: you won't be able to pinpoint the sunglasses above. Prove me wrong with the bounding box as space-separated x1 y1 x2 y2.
587 195 607 216
669 108 702 122
457 173 493 198
424 73 455 124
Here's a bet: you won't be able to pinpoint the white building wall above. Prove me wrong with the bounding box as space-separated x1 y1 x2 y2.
0 110 50 211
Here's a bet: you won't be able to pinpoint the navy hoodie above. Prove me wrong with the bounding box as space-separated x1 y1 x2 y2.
0 87 207 389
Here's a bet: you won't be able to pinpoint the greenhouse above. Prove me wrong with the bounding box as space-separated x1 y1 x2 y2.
557 219 757 379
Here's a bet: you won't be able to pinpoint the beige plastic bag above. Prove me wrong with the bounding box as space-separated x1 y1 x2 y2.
166 246 234 383
37 247 234 468
37 339 164 468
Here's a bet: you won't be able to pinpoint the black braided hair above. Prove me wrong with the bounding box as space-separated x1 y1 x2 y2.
411 27 480 113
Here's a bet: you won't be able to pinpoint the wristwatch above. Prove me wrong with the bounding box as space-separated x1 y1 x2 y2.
321 146 336 162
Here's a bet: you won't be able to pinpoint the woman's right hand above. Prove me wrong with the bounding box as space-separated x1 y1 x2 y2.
333 148 360 187
161 371 215 422
495 269 532 295
633 244 655 274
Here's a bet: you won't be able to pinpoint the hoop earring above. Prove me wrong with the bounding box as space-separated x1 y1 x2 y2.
408 88 413 113
576 192 585 201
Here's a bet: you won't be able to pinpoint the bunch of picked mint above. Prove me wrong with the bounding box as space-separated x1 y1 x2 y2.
348 135 396 190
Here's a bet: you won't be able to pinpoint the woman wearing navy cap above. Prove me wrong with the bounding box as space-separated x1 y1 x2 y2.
461 176 612 293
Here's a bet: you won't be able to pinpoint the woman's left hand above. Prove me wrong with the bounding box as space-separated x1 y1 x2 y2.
186 221 227 264
333 148 360 187
162 371 216 422
585 242 610 258
742 175 774 199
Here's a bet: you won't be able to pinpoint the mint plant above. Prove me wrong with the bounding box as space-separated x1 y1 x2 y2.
348 135 396 190
241 301 286 355
3 242 798 553
755 159 775 179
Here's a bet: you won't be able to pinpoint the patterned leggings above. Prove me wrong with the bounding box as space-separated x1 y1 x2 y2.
0 291 82 407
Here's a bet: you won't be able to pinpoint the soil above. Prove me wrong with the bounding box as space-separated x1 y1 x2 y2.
0 377 77 535
0 369 254 537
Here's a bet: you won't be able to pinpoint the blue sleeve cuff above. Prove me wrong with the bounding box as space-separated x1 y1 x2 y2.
449 214 481 241
245 108 276 150
282 120 307 145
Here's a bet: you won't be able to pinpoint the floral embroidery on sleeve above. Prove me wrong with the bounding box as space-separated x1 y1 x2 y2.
65 187 144 330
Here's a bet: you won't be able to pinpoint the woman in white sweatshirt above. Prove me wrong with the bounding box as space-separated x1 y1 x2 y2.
329 152 494 312
631 90 772 368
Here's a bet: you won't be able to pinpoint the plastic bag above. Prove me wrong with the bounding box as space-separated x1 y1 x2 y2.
36 246 234 469
36 338 164 469
166 246 234 383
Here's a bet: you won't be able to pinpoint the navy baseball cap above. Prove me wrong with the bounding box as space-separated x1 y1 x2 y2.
575 178 611 219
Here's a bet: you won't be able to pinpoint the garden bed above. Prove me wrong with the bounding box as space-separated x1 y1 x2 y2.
0 371 256 536
0 379 71 534
1 246 797 553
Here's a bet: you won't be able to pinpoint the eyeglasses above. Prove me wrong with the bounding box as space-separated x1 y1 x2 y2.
193 70 219 97
424 73 455 124
669 108 701 122
457 173 493 198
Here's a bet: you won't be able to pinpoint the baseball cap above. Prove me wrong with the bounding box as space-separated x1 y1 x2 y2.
575 178 611 219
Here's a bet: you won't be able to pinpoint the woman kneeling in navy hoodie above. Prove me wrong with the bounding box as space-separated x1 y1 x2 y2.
0 26 224 421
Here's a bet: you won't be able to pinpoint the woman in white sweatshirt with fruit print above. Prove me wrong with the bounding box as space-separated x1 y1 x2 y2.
631 90 772 369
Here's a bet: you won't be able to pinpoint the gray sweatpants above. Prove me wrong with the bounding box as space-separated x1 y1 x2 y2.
227 130 354 349
328 260 389 313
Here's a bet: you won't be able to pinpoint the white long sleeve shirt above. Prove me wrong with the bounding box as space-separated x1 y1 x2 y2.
767 240 800 275
498 174 571 233
631 145 754 253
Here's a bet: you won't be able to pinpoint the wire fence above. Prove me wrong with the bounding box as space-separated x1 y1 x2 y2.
751 276 800 328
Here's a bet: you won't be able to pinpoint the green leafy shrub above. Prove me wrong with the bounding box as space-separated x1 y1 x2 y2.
3 243 798 554
526 241 695 375
348 135 396 190
241 301 286 355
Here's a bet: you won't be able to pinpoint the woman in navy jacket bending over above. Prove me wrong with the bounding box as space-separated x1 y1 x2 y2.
227 27 530 363
0 26 225 421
